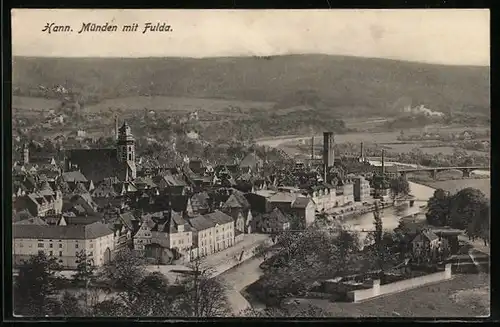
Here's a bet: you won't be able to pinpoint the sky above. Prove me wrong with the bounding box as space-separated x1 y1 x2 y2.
11 9 490 66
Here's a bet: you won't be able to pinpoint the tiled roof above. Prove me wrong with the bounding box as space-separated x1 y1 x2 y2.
291 197 312 209
268 192 297 203
63 216 103 225
13 209 34 222
422 230 439 242
13 221 113 240
188 215 216 231
222 194 243 208
14 217 49 226
204 210 234 225
65 148 121 183
119 212 137 230
239 152 263 168
72 182 89 195
62 171 88 183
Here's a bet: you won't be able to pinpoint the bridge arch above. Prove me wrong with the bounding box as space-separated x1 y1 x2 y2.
435 169 465 179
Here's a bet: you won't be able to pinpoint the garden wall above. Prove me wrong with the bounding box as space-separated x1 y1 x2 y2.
347 264 452 303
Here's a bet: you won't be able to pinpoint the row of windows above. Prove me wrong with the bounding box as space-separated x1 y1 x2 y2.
38 243 81 249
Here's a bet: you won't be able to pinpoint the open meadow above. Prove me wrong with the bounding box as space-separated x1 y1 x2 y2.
287 273 489 317
419 178 490 198
12 96 61 113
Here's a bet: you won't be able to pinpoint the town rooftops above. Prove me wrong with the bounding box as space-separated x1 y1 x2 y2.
204 210 234 225
62 171 88 183
61 215 103 226
14 216 49 226
188 215 216 231
291 197 313 209
268 192 297 203
13 221 114 240
222 194 243 208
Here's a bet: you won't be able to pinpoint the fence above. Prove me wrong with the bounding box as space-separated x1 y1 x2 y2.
347 264 452 303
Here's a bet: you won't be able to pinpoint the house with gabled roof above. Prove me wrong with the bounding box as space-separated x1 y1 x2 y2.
203 210 235 252
239 152 264 172
13 221 115 269
149 210 194 262
190 192 211 215
14 189 63 217
187 215 216 257
253 207 290 234
291 197 316 227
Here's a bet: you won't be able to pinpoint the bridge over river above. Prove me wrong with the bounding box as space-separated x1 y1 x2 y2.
397 166 490 179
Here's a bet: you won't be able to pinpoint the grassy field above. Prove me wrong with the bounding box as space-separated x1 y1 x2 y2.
419 178 490 198
83 96 275 113
288 273 490 317
12 96 61 111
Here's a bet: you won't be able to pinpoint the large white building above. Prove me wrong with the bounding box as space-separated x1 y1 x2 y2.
13 221 115 269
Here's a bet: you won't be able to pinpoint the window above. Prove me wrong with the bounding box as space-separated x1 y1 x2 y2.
75 244 79 249
19 243 23 248
49 244 53 248
59 251 63 257
38 243 44 248
59 244 63 248
49 251 53 256
89 252 93 256
128 153 132 160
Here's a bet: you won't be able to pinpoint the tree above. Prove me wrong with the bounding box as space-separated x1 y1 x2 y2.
177 257 231 317
254 243 269 261
372 201 384 271
449 188 488 230
95 248 180 317
389 176 410 203
14 251 63 316
334 227 361 275
59 291 85 317
426 189 451 226
240 303 329 317
73 250 95 286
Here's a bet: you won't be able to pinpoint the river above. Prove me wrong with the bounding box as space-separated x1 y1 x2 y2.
219 149 488 313
219 177 438 314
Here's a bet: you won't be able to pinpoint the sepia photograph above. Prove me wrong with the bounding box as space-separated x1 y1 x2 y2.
10 9 490 318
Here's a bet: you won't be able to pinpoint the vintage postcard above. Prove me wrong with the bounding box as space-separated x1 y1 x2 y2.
11 9 490 318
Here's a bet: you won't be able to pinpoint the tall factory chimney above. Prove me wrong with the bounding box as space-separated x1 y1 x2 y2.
360 142 365 162
381 149 386 176
114 115 119 140
323 132 335 182
310 136 315 162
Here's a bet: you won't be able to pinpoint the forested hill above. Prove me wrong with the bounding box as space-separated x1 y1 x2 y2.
12 55 490 116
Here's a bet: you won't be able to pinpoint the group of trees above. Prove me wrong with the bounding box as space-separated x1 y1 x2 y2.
426 187 490 245
250 225 364 306
13 248 231 317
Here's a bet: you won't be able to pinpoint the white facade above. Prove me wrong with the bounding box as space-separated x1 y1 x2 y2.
13 231 115 269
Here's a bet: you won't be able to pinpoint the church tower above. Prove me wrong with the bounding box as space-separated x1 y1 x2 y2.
21 143 29 165
117 122 136 180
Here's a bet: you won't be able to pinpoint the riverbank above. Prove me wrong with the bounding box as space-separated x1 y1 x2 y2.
408 177 490 199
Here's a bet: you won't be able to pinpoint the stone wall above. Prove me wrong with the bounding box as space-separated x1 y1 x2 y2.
347 264 452 302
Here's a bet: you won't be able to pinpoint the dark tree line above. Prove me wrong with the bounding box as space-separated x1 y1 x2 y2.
13 248 230 317
426 187 489 245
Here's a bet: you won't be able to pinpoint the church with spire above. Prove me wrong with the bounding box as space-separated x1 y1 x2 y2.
64 119 137 183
